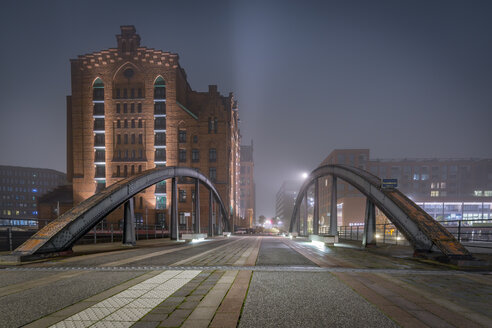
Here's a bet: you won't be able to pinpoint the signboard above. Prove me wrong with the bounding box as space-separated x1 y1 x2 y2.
184 212 191 217
381 178 398 189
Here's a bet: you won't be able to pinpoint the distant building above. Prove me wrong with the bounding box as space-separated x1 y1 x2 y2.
275 180 302 231
0 165 66 224
319 149 492 226
238 141 255 229
67 26 240 229
37 185 74 226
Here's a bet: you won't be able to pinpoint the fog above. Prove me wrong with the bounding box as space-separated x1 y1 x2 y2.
1 0 491 218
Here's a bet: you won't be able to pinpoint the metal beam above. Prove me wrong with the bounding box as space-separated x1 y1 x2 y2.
170 177 178 240
363 198 376 247
11 167 230 258
123 198 136 245
288 164 472 259
329 176 338 236
313 178 319 235
208 191 213 237
302 193 308 236
194 178 200 234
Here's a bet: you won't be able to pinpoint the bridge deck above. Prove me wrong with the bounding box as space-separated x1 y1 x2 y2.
1 236 490 328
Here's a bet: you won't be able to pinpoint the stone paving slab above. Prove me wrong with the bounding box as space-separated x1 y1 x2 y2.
239 271 398 328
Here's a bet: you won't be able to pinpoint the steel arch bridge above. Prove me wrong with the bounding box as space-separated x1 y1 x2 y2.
10 167 230 261
289 164 472 260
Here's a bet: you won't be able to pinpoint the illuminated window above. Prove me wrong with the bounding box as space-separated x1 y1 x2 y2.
179 189 187 202
430 191 439 197
474 190 483 196
485 191 492 197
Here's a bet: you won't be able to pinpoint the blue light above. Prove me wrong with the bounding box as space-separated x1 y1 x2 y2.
32 211 38 215
32 188 38 193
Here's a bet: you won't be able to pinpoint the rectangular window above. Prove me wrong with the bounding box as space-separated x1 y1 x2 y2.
117 135 121 144
179 212 186 225
178 130 187 143
192 149 199 162
124 134 128 144
179 149 186 162
138 134 143 144
138 103 142 113
430 191 439 197
116 89 121 98
131 134 135 144
179 189 187 202
138 88 142 98
123 103 128 113
131 103 135 113
209 167 217 182
209 148 217 162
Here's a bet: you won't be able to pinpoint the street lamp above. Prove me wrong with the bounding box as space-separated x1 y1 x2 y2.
301 172 309 180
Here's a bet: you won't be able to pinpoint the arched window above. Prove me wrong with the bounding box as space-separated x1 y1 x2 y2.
154 76 166 99
93 78 104 101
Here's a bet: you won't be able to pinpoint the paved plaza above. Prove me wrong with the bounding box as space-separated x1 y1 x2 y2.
0 236 491 327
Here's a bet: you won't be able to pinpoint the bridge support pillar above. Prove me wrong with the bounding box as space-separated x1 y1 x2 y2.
208 192 214 237
329 176 338 236
302 193 308 236
296 206 300 234
170 177 179 241
363 198 376 247
194 178 200 234
123 198 136 246
313 178 319 235
218 211 223 235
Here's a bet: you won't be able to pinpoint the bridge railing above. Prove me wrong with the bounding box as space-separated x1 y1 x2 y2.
338 218 492 247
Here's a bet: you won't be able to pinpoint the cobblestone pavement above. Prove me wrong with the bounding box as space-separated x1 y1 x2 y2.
0 236 491 327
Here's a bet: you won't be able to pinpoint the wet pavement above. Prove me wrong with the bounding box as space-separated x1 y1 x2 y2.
0 236 491 327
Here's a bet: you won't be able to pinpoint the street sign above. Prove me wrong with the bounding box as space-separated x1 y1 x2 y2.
381 178 398 189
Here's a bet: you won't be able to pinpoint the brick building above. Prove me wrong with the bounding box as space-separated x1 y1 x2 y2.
67 26 240 229
238 141 255 229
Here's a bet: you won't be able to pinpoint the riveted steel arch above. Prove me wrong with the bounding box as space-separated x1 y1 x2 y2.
12 167 230 257
289 164 471 259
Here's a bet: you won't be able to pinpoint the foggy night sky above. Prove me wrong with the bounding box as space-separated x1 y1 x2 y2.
1 0 491 218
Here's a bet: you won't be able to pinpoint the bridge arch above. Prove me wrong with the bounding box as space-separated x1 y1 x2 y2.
289 164 471 259
12 167 230 259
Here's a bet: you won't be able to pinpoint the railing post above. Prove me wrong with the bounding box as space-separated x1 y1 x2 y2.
350 226 353 240
458 220 462 242
356 226 359 241
395 229 399 245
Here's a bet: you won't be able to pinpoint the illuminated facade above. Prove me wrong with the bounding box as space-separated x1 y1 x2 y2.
67 26 240 228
